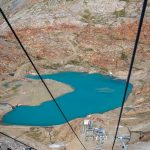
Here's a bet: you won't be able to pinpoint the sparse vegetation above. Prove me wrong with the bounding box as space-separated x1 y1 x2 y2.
120 51 128 60
3 82 9 88
81 9 106 24
42 64 52 69
110 34 121 40
84 48 94 51
11 84 21 91
68 59 81 65
9 73 14 76
114 8 126 17
139 79 145 83
70 40 78 47
109 34 127 41
25 128 43 141
120 0 130 2
43 63 62 69
93 15 107 24
124 106 132 111
81 9 95 24
35 55 43 60
51 63 62 69
99 66 108 72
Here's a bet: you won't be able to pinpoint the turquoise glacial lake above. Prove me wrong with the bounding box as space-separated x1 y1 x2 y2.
2 72 132 126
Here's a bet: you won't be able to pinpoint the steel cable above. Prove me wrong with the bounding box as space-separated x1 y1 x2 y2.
0 8 87 150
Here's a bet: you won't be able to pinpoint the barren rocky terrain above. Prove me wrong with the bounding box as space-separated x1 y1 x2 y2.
0 0 150 150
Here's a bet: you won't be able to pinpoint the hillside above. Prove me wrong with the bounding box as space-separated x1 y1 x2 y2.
0 0 150 149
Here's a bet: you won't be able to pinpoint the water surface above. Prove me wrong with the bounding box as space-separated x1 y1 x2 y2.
2 72 132 126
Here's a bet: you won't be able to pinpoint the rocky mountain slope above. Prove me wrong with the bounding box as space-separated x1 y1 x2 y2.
0 0 150 149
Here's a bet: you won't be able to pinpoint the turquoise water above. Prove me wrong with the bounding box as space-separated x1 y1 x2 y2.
2 72 132 126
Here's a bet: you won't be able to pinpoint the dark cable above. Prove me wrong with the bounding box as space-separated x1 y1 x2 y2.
0 132 36 150
0 8 87 150
112 0 148 149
